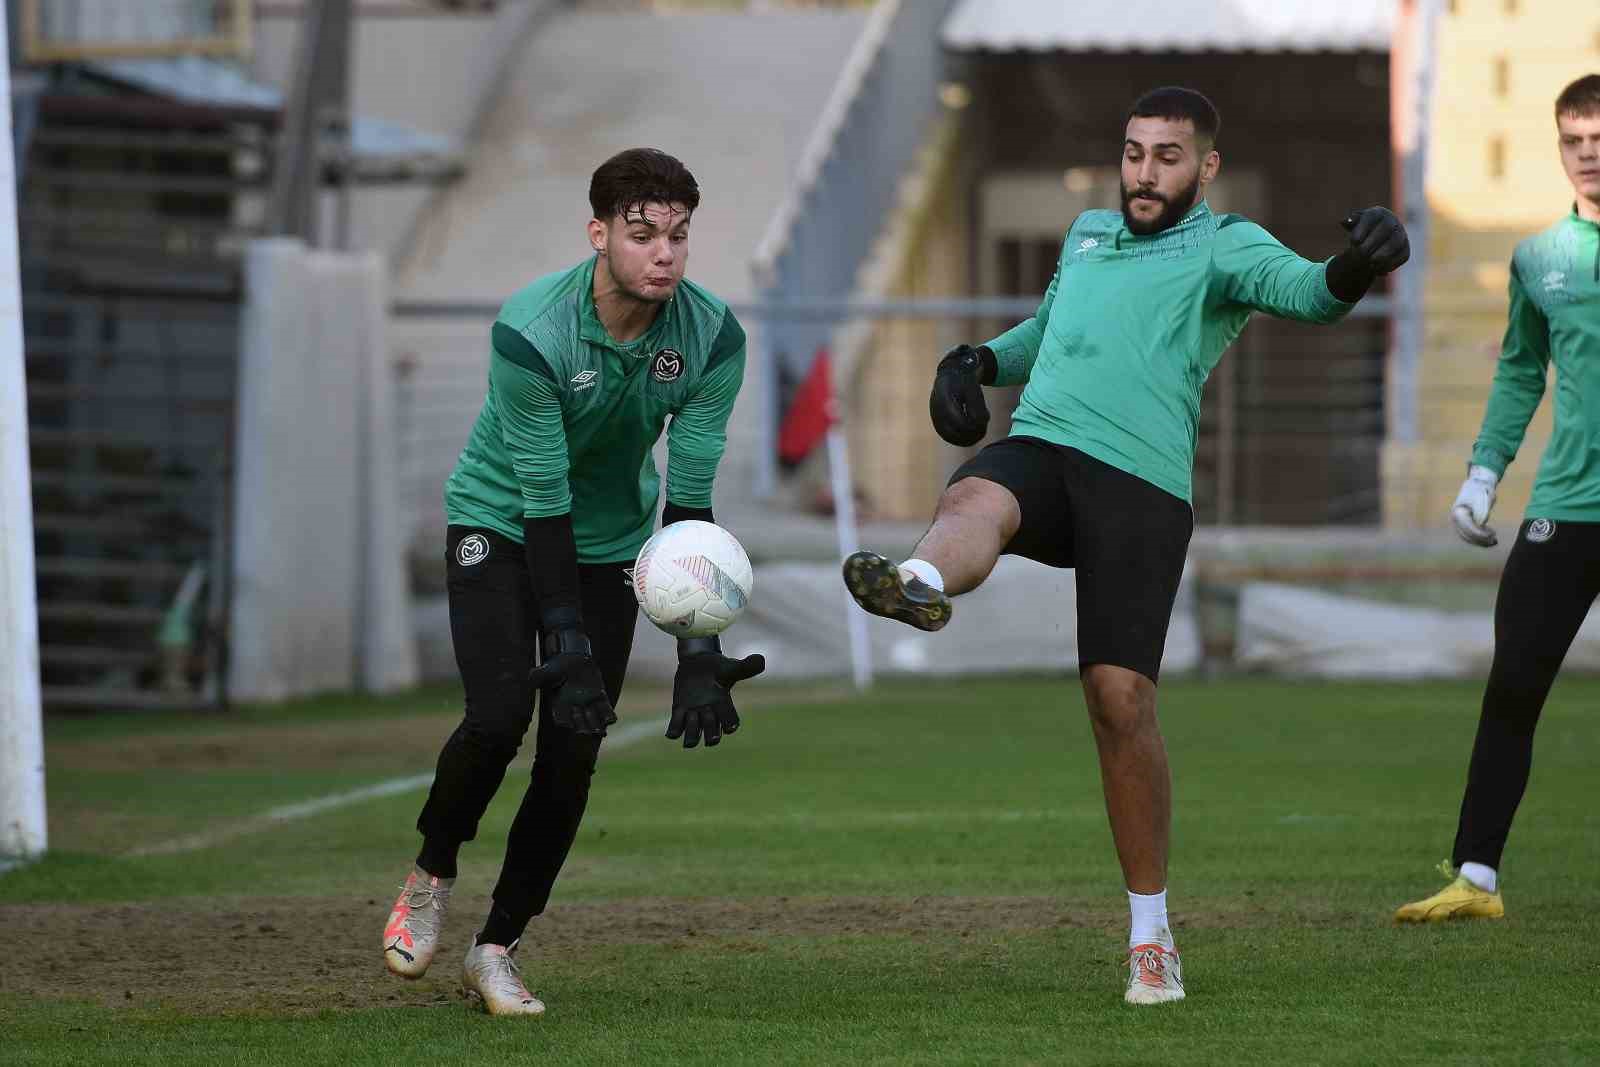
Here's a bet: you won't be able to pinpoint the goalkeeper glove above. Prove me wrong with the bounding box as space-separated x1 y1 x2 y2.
528 629 617 735
668 637 765 749
929 345 995 447
1450 464 1500 547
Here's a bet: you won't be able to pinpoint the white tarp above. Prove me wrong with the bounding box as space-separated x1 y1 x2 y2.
1237 582 1600 678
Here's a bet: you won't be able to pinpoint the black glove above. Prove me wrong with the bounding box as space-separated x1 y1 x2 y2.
929 345 994 447
668 637 766 749
1326 207 1410 301
528 629 616 736
1341 207 1409 274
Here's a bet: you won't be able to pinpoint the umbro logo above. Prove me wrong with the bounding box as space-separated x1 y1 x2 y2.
1074 238 1099 254
1542 270 1566 293
571 369 599 391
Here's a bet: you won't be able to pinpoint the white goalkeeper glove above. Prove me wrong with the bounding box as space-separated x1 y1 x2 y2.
1450 464 1500 547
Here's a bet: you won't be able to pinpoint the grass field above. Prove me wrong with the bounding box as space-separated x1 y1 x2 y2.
3 675 1597 1065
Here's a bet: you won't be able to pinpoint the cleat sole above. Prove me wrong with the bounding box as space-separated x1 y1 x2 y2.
842 552 950 632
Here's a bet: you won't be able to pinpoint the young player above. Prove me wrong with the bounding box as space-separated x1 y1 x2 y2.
1396 74 1600 924
381 148 765 1014
842 87 1409 1004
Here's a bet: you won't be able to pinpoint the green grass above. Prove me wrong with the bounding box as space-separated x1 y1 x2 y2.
3 676 1597 1064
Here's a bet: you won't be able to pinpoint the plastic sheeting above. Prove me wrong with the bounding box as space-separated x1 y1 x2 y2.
1237 582 1600 678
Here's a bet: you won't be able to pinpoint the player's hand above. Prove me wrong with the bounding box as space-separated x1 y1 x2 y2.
1450 464 1500 547
1339 207 1410 275
929 344 991 447
668 640 765 749
528 630 616 735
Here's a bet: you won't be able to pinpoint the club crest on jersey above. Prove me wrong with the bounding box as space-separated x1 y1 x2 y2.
1526 518 1555 544
651 348 684 383
456 533 490 566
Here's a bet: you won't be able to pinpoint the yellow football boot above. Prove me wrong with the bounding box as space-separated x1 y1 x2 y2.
1394 861 1505 923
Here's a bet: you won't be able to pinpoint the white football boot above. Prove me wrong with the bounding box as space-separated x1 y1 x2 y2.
462 941 546 1017
382 866 453 979
1124 942 1185 1005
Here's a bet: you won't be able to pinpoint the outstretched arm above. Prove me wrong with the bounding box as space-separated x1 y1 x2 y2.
662 312 764 747
1213 209 1408 323
1450 266 1553 548
984 257 1062 386
489 330 615 736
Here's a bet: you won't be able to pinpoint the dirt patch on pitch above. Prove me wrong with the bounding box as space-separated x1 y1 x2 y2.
1 891 1294 1017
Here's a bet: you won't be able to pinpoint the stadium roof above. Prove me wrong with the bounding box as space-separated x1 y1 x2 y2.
942 0 1396 54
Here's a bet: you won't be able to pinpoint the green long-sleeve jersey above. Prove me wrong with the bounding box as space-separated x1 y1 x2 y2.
1470 209 1600 522
444 256 747 563
986 202 1354 503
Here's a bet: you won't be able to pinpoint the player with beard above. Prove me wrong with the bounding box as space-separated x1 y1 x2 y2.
842 87 1409 1004
380 148 764 1015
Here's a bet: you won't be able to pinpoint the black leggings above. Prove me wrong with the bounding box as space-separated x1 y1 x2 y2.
1453 518 1600 870
417 526 638 925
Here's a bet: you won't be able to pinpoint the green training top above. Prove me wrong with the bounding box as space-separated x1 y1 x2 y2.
1470 209 1600 523
986 202 1354 503
444 256 747 563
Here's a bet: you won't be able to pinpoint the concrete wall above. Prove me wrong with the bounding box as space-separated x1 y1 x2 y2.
229 240 418 702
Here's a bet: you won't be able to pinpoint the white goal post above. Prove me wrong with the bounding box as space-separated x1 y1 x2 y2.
0 10 47 864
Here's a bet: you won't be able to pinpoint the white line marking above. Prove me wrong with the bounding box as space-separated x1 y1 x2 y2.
127 717 666 858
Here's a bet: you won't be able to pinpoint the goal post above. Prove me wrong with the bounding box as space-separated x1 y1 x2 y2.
0 9 46 864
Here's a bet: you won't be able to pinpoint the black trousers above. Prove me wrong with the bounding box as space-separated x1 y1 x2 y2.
417 526 638 923
1453 518 1600 870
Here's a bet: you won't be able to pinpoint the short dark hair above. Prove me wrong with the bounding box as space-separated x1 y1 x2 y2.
588 148 700 221
1128 86 1221 146
1556 74 1600 120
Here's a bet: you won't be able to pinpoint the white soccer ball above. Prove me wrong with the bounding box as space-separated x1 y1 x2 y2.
632 520 753 638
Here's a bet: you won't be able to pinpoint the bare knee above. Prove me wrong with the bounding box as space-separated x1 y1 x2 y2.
935 477 1020 541
1082 665 1157 739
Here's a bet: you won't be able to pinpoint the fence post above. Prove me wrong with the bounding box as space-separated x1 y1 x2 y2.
826 426 872 690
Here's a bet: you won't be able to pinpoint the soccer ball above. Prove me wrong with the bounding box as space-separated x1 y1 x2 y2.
632 520 753 637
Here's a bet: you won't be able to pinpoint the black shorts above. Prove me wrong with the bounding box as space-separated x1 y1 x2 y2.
948 436 1193 683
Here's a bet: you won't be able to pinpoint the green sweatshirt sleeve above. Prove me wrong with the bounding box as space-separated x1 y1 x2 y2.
1212 219 1353 324
666 312 747 508
1471 267 1552 476
488 327 572 517
985 258 1061 387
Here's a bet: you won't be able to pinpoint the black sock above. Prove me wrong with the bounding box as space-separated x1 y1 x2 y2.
416 838 459 880
476 902 525 948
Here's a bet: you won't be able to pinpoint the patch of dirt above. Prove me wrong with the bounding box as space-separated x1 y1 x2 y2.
0 892 1299 1017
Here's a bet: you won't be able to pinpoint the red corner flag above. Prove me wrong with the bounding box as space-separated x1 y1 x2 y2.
778 348 836 468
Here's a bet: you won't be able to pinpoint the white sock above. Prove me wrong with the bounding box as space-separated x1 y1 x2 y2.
899 557 945 592
1459 862 1498 893
1128 889 1173 949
